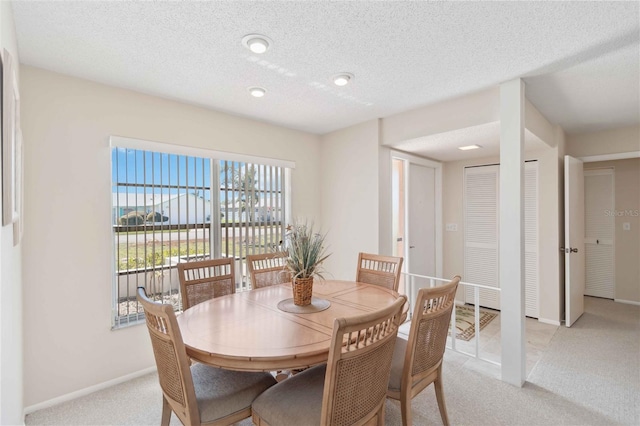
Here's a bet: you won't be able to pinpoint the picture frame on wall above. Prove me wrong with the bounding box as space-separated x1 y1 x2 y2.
2 48 22 244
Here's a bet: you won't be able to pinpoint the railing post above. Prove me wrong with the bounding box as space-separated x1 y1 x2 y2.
408 274 414 320
474 286 480 359
451 295 457 352
400 273 501 368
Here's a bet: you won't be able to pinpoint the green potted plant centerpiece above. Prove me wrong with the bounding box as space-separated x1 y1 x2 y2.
284 221 331 306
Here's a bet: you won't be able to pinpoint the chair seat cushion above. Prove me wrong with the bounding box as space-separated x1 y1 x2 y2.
388 335 408 392
252 364 326 426
191 363 277 423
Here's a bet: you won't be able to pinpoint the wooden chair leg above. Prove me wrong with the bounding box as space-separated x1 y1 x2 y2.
400 391 412 426
377 401 386 426
161 395 172 426
434 372 450 426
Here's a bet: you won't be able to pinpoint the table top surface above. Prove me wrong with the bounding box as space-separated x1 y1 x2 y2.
177 280 400 371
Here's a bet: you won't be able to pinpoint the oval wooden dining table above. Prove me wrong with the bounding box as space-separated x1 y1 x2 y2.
177 280 400 372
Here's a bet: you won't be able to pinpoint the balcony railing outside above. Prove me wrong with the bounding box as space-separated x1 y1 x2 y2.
113 221 284 328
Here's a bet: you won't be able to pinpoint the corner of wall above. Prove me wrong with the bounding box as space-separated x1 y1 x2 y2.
319 120 381 280
378 120 393 255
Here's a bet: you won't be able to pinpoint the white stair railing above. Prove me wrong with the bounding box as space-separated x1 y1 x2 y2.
401 272 501 366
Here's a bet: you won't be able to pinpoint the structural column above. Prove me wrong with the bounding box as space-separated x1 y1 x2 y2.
499 79 526 386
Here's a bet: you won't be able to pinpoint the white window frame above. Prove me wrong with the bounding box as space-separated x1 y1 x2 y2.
109 136 294 328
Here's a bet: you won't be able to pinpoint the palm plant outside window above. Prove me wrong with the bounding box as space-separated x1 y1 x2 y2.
112 147 288 328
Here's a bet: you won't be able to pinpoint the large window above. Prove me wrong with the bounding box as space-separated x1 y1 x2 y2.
111 143 289 328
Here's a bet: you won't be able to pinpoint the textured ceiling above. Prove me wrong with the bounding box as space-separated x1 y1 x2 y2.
11 1 640 156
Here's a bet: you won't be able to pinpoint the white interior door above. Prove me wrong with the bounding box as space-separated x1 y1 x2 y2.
584 169 615 299
408 163 436 277
564 155 585 327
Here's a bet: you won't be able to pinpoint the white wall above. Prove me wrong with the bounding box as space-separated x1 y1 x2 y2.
566 125 640 158
0 2 23 424
319 120 380 280
21 66 321 408
337 89 564 326
381 87 500 146
442 144 563 324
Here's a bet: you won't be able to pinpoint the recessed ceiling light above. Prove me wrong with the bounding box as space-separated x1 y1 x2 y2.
332 73 354 86
458 144 482 151
242 34 272 54
248 87 266 98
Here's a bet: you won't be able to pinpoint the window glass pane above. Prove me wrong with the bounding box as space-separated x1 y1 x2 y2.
111 148 288 328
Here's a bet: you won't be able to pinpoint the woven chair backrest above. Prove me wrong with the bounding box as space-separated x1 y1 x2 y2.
247 251 291 289
178 258 235 310
321 295 407 425
137 287 199 425
406 276 460 383
356 252 404 292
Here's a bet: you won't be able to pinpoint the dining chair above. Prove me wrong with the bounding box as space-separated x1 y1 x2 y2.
386 276 460 426
251 295 407 426
136 287 277 426
356 252 404 292
178 257 235 310
247 251 291 289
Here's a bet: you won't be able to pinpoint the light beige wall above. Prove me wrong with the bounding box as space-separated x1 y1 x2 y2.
377 143 394 257
442 146 563 323
525 100 556 147
319 120 380 280
21 66 321 407
0 2 24 424
567 125 640 157
381 87 500 146
584 158 640 303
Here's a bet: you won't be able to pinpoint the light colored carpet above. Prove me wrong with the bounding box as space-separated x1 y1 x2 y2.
25 296 639 426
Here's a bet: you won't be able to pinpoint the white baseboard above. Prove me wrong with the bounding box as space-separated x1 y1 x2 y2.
614 299 640 306
537 317 561 326
23 366 156 415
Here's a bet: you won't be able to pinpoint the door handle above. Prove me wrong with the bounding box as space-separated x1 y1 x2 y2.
560 247 578 253
409 246 415 249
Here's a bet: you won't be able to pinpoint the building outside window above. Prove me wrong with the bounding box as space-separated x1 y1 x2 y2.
111 143 289 328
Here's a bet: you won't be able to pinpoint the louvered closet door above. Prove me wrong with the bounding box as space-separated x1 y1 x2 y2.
584 169 615 299
464 166 500 310
524 162 539 318
464 162 539 317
